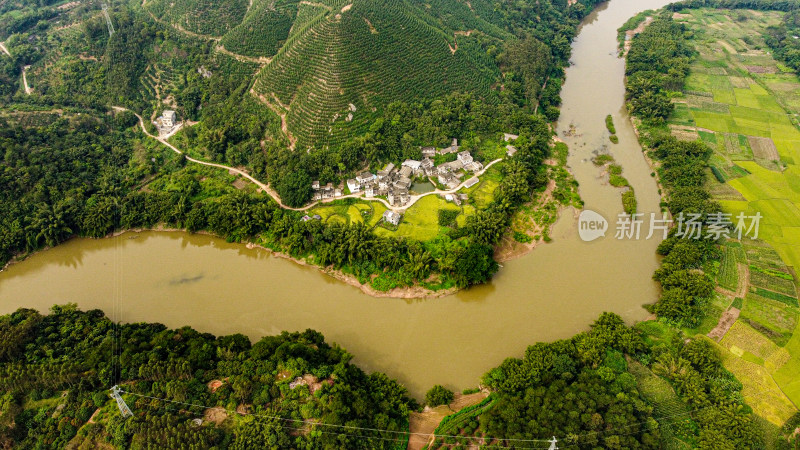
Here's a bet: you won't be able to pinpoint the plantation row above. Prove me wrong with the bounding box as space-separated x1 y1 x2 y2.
254 0 499 148
406 0 509 41
145 0 250 37
220 2 297 58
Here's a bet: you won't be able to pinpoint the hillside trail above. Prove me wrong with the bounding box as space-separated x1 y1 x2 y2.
0 42 10 57
22 66 32 95
115 106 504 213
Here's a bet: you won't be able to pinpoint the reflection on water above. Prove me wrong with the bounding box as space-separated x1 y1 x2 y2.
0 0 676 398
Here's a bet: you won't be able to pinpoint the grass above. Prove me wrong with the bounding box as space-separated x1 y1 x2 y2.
627 360 694 449
717 243 741 291
377 195 460 241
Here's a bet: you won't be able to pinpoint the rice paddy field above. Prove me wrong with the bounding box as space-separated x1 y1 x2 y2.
668 8 800 424
671 9 800 271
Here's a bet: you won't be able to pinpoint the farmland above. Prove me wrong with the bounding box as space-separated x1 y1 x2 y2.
665 8 800 426
669 9 800 271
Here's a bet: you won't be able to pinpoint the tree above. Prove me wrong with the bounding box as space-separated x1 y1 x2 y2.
425 385 454 407
275 169 312 208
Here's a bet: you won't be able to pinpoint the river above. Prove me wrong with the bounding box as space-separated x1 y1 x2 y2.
0 0 674 398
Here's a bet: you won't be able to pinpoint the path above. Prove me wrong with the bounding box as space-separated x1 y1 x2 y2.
408 392 488 450
708 263 750 341
22 65 32 95
118 106 504 213
216 45 272 65
0 41 10 57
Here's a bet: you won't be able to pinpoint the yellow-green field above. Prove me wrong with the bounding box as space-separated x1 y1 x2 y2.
670 8 800 424
671 9 800 271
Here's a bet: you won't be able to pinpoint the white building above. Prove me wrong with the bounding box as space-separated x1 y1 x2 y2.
402 159 422 173
346 179 361 193
383 210 402 226
503 133 519 142
162 110 177 127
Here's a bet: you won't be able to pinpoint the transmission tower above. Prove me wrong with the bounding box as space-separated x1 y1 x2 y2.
548 437 558 450
102 3 115 36
110 385 133 418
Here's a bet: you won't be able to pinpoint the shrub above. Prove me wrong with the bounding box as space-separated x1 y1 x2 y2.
425 385 454 407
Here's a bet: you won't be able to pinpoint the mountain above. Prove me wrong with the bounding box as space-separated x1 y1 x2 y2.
144 0 512 149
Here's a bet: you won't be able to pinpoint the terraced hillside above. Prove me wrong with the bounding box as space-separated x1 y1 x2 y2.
144 0 250 37
251 0 506 149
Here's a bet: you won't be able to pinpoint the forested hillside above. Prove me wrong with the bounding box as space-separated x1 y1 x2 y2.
1 306 777 448
0 305 416 448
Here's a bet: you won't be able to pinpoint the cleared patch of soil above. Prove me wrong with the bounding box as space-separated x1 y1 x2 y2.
204 407 228 425
407 392 488 450
708 306 741 341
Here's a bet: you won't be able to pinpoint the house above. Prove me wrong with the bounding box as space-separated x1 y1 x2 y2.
445 193 462 206
301 215 312 222
395 178 411 190
457 151 473 165
365 186 375 198
378 163 395 179
421 158 435 176
402 159 422 174
439 160 464 173
313 192 322 201
465 161 483 172
322 183 334 199
421 146 436 158
503 133 519 142
399 166 413 179
162 110 177 127
438 138 460 155
438 173 455 186
334 188 343 198
356 171 376 184
346 178 361 193
382 210 402 226
379 178 390 190
463 177 480 189
312 215 322 220
506 145 517 157
312 180 320 190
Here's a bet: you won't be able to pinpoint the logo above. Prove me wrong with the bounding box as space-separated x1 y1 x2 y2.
578 210 608 242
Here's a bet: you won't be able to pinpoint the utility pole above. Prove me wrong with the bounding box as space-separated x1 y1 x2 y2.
102 3 115 36
110 385 133 418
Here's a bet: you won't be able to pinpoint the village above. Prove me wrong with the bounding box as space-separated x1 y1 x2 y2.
309 136 519 226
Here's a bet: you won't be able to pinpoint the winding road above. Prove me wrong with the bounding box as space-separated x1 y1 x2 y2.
118 106 504 213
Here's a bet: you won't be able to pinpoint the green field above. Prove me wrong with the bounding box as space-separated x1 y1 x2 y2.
671 10 800 271
669 8 800 424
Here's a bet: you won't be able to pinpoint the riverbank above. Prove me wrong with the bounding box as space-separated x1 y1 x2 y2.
1 225 462 299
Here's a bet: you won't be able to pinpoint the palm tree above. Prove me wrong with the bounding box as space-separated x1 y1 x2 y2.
30 204 72 248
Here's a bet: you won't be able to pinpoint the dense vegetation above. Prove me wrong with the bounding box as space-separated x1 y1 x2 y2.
765 9 800 72
625 16 722 328
625 16 693 123
0 306 769 449
0 305 415 448
423 313 763 449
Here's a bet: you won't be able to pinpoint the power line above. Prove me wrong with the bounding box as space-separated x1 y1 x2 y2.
132 398 553 449
119 389 555 445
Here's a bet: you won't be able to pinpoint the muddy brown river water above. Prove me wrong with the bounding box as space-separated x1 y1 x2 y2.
0 0 675 398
